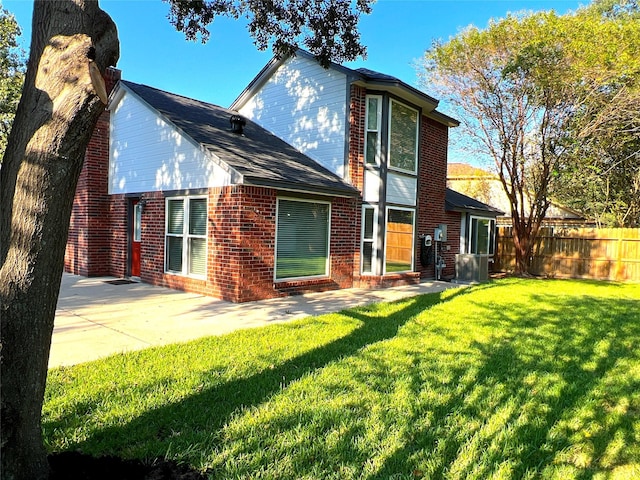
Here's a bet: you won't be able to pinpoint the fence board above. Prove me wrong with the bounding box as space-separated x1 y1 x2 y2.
496 227 640 281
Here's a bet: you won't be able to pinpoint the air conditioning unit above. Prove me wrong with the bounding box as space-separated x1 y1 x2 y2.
455 254 489 283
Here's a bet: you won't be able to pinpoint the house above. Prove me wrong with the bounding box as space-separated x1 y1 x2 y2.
65 53 499 302
447 162 588 228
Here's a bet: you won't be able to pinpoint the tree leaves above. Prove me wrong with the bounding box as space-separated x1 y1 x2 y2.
0 7 25 160
164 0 372 67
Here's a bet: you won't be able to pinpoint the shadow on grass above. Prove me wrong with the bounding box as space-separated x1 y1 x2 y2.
373 289 640 479
44 288 467 462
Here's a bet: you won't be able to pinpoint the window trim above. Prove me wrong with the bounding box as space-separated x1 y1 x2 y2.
387 98 419 175
383 206 416 275
133 202 142 242
360 205 378 275
164 195 208 279
364 94 383 166
274 197 331 282
469 215 496 255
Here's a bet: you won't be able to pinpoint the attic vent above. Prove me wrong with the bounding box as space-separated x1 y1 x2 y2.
230 114 246 134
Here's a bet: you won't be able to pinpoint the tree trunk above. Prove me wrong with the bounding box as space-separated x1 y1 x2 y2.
0 2 118 479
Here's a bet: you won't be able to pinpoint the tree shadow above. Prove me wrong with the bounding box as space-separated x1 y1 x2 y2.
372 289 640 479
44 288 467 463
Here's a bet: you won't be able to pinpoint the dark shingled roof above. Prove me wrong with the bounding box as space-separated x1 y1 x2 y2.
355 68 440 106
445 188 503 216
121 80 359 197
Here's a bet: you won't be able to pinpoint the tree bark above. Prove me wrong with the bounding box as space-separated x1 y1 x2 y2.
0 2 118 479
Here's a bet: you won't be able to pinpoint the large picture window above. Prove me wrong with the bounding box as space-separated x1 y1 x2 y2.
365 95 382 165
470 216 496 255
276 198 330 280
385 208 415 273
165 197 207 277
388 99 418 173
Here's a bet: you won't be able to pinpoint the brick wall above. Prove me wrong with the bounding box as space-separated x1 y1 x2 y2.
65 68 121 276
102 185 357 303
417 117 459 280
348 85 366 285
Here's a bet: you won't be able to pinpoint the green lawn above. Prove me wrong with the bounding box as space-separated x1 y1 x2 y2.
43 279 640 479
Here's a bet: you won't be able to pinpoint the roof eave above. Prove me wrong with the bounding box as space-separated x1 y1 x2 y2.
446 204 504 217
242 176 360 198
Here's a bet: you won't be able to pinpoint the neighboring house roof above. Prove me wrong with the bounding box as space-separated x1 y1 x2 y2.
118 80 359 197
447 162 493 178
231 50 459 128
445 188 504 217
446 162 585 221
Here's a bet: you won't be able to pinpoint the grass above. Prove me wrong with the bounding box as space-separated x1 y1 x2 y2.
43 278 640 479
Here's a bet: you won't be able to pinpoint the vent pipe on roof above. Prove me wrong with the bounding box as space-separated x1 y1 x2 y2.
230 114 246 134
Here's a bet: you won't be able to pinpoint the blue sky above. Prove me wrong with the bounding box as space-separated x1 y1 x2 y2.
5 0 587 109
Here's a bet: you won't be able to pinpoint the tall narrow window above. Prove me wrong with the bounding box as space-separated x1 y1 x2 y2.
188 198 207 276
133 203 142 242
389 99 418 173
166 197 207 277
365 95 382 165
275 198 330 280
361 206 377 274
385 208 415 273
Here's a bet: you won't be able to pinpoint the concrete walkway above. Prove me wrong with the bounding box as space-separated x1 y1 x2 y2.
52 273 459 368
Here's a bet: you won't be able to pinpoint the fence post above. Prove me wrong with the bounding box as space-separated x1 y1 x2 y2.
615 229 623 281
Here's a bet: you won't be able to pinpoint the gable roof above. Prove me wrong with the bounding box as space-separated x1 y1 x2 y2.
445 188 504 216
231 50 459 127
117 80 359 197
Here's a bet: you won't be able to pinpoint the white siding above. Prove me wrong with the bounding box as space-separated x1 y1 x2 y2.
109 90 232 194
460 212 468 253
363 169 381 202
386 172 417 206
238 55 348 178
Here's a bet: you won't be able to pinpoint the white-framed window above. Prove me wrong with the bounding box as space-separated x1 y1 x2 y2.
388 99 419 174
365 95 382 165
165 196 207 278
469 216 496 255
361 205 378 275
275 198 330 281
133 202 142 242
384 207 415 274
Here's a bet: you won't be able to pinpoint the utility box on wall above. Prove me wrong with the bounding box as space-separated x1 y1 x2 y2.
455 254 489 283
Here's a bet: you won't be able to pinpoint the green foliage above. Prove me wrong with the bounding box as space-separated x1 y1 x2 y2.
554 2 640 226
422 2 640 229
43 280 640 478
0 7 25 160
164 0 373 67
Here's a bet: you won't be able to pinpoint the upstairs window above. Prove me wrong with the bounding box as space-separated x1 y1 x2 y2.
388 99 418 173
166 197 207 277
365 95 382 165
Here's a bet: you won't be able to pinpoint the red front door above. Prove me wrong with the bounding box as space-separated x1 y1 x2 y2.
130 199 142 277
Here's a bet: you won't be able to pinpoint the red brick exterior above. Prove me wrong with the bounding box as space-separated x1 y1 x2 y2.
70 185 357 302
348 85 366 285
65 68 121 276
416 117 459 280
65 68 459 302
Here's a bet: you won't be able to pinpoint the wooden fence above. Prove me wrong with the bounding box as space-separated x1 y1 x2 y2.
495 227 640 281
